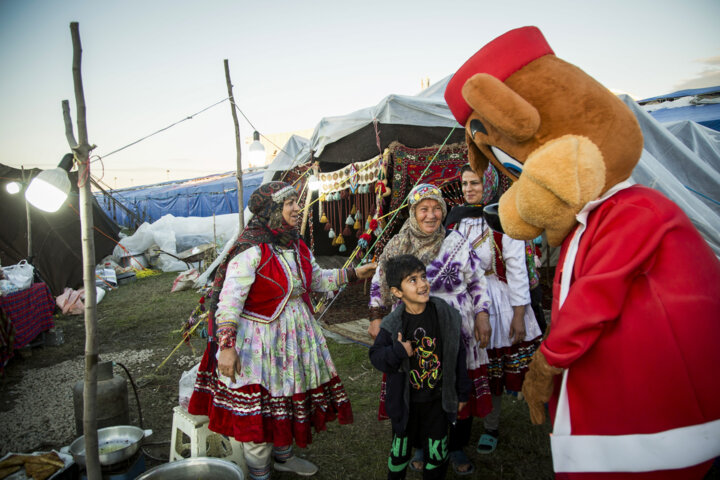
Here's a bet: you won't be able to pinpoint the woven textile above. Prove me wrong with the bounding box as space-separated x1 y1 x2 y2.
0 282 55 349
388 141 468 215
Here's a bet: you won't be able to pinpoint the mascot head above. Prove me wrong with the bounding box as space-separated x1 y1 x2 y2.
445 26 643 246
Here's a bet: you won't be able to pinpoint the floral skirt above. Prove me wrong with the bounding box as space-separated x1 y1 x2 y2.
189 342 352 448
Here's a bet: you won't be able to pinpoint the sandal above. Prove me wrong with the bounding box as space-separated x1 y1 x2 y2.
477 429 499 454
408 448 423 472
449 450 475 476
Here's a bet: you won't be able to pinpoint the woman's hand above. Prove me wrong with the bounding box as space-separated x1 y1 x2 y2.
509 306 526 345
217 347 241 383
355 262 377 280
368 318 382 339
474 312 491 348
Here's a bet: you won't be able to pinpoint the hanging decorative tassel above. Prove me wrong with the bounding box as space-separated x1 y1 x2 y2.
336 234 344 245
356 229 363 239
342 226 352 237
353 219 361 230
338 244 347 253
328 228 336 239
324 222 332 232
358 233 371 249
345 215 354 226
355 210 362 221
320 212 328 223
350 205 357 215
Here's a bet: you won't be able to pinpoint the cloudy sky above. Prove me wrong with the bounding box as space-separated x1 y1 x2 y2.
1 0 718 188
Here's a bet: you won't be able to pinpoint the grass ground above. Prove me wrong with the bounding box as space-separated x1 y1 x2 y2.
4 271 716 479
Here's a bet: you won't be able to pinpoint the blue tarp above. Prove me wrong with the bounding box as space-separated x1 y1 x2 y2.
638 86 720 103
644 103 720 132
95 170 265 228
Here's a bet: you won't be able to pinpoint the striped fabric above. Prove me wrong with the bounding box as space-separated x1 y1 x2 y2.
0 282 55 349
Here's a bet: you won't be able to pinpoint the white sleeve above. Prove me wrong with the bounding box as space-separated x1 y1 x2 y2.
502 235 531 306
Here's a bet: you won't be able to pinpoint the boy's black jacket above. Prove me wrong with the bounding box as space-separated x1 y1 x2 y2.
369 296 471 433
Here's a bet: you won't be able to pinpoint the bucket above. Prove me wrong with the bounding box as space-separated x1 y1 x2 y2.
73 361 129 436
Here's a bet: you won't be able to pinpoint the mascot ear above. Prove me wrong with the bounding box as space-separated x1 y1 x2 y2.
466 130 489 173
462 73 540 143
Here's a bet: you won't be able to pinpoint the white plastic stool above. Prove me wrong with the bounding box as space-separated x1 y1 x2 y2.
169 406 246 474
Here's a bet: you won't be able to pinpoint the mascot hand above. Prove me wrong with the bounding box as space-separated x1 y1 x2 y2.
522 349 562 425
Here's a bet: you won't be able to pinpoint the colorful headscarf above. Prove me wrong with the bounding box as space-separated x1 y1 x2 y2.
376 183 447 306
444 164 499 227
206 181 298 336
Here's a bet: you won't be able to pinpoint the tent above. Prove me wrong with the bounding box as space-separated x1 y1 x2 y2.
638 86 720 132
95 169 266 228
0 163 121 296
275 78 720 258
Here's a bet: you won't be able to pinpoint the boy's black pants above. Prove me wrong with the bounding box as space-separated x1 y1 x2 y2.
388 398 449 480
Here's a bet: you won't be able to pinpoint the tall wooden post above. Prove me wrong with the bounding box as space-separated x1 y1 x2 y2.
65 22 101 479
224 59 244 230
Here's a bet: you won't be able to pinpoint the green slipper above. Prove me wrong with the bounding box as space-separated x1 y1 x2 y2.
477 430 499 454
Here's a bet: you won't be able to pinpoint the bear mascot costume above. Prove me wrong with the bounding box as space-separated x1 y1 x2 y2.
444 26 720 479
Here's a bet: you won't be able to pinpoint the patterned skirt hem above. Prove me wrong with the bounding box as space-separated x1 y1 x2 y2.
188 342 353 448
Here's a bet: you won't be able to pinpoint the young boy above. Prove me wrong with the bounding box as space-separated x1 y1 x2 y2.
369 254 471 480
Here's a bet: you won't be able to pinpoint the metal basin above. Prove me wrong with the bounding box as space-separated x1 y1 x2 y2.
68 425 152 467
135 457 244 480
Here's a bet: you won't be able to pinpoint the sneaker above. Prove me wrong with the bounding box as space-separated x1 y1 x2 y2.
273 455 318 476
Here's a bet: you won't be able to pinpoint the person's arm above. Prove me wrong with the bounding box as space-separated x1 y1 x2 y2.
216 246 260 383
502 235 531 344
368 260 390 338
307 247 376 292
462 240 492 346
368 327 410 373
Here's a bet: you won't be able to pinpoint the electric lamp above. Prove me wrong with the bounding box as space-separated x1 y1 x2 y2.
25 153 74 212
248 131 266 168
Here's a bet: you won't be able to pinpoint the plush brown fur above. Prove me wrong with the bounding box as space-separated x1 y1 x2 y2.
462 54 643 245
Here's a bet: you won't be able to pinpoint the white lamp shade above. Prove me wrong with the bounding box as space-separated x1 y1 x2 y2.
5 181 21 195
248 141 266 168
25 167 71 212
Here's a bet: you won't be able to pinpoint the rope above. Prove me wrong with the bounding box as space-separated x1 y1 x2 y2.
96 97 229 160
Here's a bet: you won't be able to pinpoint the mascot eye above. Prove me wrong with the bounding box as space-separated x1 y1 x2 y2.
470 119 488 137
491 146 523 176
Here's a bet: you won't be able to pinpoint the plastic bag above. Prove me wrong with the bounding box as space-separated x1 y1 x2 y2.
178 363 200 409
2 260 34 290
171 269 199 293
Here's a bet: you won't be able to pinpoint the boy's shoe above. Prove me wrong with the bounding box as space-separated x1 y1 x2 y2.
273 455 318 476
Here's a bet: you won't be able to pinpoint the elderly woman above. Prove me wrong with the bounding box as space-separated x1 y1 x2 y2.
445 164 542 455
368 183 491 476
189 181 376 480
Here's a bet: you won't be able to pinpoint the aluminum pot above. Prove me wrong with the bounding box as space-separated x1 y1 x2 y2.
68 425 152 467
135 457 244 480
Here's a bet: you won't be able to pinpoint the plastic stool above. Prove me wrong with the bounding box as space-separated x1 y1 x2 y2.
169 406 246 474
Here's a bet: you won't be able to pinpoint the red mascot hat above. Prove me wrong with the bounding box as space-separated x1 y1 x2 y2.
444 26 554 126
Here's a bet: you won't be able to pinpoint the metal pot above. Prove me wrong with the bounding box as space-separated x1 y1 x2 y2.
68 425 152 467
135 457 244 480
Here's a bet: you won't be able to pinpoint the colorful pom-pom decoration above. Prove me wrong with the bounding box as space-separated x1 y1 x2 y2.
369 219 379 231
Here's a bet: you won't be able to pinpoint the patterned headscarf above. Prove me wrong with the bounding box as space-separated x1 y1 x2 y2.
377 183 447 306
206 181 298 336
444 164 499 227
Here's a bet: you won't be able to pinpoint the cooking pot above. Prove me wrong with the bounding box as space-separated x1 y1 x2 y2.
67 425 152 467
135 457 244 480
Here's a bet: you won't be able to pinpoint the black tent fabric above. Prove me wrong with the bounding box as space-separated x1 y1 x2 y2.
1 163 121 296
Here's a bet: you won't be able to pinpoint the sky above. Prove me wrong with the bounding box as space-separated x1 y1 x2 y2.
1 0 719 189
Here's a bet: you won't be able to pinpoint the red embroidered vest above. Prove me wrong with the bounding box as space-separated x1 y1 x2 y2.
241 241 314 323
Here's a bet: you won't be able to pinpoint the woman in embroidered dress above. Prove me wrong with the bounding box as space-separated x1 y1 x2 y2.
445 164 542 455
189 182 376 480
367 183 491 476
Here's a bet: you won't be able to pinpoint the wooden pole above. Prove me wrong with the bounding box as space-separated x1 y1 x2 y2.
300 162 319 236
66 21 101 480
224 59 244 230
